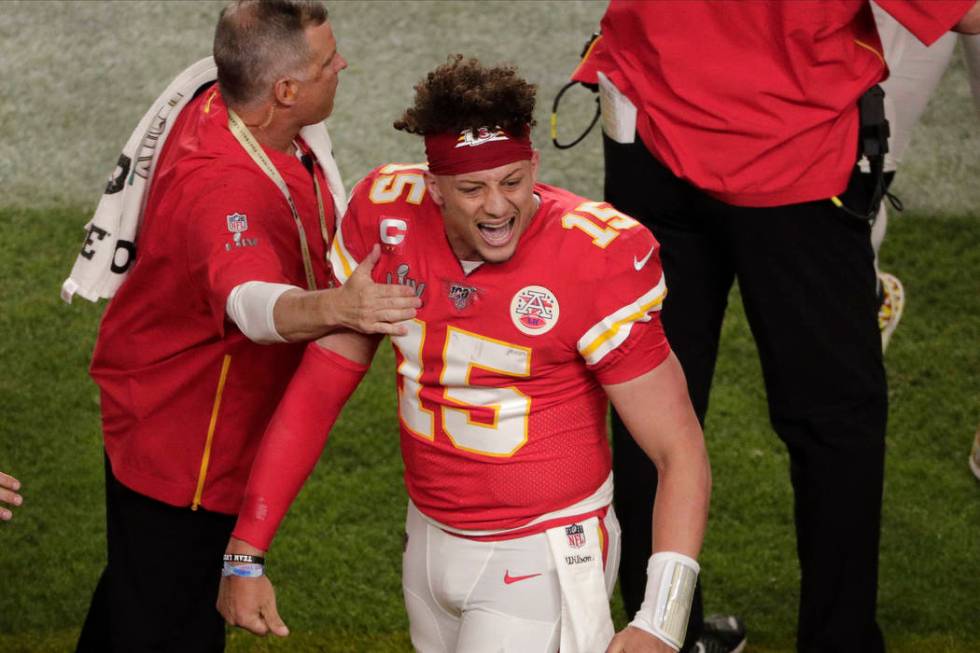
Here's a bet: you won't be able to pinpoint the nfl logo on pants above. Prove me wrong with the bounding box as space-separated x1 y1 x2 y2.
565 523 586 549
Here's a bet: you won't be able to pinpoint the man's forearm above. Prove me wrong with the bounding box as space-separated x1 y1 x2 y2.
650 437 710 558
229 243 421 343
273 244 422 340
605 352 710 557
225 283 343 344
273 287 345 342
233 338 374 551
605 352 710 650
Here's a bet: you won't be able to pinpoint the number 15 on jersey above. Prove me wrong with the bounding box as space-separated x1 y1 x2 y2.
392 320 533 458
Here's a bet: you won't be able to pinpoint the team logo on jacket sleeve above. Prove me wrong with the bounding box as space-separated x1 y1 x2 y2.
510 285 559 335
224 212 257 250
226 213 248 233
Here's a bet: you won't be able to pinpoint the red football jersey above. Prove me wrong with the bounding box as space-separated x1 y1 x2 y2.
331 163 670 532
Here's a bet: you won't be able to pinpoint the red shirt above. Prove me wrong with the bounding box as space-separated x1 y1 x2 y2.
91 85 334 514
331 163 670 532
578 0 972 207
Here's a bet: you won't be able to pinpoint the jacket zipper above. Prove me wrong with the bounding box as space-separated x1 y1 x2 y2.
192 354 232 511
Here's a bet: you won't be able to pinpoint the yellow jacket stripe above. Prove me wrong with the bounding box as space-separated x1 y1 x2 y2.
191 354 232 511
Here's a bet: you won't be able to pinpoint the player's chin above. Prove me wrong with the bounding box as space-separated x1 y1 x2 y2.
478 243 518 264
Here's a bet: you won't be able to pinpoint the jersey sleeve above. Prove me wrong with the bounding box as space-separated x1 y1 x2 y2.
874 0 974 46
574 221 671 385
329 174 378 283
184 178 293 332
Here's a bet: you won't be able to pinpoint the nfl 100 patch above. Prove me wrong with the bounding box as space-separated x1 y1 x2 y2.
448 282 478 310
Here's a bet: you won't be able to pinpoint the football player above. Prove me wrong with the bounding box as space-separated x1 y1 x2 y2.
218 56 710 653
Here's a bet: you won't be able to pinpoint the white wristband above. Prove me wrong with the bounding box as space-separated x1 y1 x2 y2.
221 562 264 578
225 281 300 344
629 551 700 651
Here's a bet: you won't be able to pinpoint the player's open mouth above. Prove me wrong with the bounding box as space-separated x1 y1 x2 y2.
477 217 515 246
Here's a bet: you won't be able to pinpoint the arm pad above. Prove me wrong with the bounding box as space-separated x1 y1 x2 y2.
225 281 301 344
233 342 369 550
629 551 700 650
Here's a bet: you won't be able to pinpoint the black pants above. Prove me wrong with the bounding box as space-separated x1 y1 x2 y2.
76 455 236 653
604 134 887 653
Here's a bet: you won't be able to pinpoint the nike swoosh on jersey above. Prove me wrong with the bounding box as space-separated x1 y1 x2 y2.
633 246 655 271
503 570 543 585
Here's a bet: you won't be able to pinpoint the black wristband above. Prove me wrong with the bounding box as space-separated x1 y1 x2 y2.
223 553 265 565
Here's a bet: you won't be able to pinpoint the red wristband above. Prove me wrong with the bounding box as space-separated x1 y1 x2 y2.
233 342 369 550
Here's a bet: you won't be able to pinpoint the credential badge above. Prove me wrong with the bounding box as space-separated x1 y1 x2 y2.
510 285 559 336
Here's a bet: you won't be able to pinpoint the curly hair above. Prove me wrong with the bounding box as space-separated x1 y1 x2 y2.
394 55 537 137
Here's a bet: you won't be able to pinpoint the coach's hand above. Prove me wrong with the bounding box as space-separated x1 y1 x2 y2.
273 244 421 342
218 574 289 637
0 471 22 521
333 243 421 336
217 539 289 638
218 574 288 637
605 626 676 653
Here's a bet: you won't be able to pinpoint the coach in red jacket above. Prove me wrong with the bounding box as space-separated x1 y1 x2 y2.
575 1 980 652
77 2 419 651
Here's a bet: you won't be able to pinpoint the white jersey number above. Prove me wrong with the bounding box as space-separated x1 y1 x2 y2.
393 321 532 457
561 201 639 248
368 164 427 205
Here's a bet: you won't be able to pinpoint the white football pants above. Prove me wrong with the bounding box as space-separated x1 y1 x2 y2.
402 501 621 653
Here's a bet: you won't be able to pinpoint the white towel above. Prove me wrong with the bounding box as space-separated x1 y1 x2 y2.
61 56 347 303
545 516 616 653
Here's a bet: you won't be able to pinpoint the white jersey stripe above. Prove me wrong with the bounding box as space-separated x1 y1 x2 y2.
329 223 357 283
578 275 667 366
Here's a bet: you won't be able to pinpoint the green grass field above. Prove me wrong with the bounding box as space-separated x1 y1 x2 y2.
1 2 978 652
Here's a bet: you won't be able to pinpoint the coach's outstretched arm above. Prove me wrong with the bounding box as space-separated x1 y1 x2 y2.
0 471 23 521
227 244 420 344
604 352 711 653
217 331 380 637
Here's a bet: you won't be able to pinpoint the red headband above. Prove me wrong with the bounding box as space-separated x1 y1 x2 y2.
424 127 533 176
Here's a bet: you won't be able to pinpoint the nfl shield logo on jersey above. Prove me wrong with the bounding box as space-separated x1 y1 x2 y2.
565 523 586 549
226 213 248 233
510 285 560 336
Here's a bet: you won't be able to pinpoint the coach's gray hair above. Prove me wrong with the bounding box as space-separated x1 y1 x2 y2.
214 0 328 107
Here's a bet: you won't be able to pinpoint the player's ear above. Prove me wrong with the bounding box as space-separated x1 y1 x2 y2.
424 172 445 207
530 150 540 184
274 77 300 107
